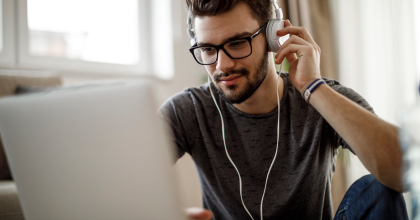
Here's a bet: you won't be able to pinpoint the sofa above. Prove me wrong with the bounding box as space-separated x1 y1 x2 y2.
0 70 62 220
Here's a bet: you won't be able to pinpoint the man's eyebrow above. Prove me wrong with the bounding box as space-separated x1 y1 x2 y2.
197 31 254 46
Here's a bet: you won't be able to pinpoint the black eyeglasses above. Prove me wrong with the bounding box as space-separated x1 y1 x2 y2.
189 22 268 65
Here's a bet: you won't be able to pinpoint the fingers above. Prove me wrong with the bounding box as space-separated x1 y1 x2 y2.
275 47 298 65
275 44 305 64
186 207 213 220
274 20 319 65
274 34 316 64
276 21 297 64
285 53 298 64
276 53 298 66
275 35 312 58
277 25 317 46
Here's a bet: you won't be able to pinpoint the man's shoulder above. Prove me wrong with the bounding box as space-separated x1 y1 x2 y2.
321 76 348 93
159 83 211 116
282 72 349 95
169 83 211 103
280 72 365 106
281 72 344 89
183 83 211 98
319 76 363 100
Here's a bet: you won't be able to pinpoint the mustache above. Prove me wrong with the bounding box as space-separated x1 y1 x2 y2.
214 68 249 82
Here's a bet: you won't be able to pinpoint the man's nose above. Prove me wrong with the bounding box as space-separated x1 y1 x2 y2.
216 49 235 73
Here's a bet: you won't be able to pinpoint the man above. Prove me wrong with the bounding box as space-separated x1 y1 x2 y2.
159 0 408 219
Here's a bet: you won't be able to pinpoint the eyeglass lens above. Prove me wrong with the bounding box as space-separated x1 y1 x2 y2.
193 39 251 64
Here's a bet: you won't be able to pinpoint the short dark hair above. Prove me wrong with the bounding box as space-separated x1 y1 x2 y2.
186 0 273 26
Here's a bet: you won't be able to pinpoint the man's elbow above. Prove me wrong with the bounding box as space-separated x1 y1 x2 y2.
392 184 405 194
376 168 405 193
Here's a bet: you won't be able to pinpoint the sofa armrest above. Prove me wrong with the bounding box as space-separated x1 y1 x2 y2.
0 70 62 180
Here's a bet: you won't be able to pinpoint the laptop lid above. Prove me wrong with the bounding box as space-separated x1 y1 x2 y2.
0 81 185 220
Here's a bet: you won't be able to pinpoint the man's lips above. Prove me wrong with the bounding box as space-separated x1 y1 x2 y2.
220 75 241 86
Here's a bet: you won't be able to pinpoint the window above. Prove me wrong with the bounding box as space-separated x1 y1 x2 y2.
0 0 15 68
27 0 139 65
0 0 3 53
414 0 420 90
0 0 174 79
17 0 150 76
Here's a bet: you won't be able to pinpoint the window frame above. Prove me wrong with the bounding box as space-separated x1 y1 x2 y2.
0 0 16 68
16 0 153 77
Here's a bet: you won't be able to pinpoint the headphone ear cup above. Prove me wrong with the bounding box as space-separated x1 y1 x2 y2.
266 19 288 53
187 14 197 46
187 28 195 40
187 29 197 46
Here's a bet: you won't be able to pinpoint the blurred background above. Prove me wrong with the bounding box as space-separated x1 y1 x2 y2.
0 0 419 218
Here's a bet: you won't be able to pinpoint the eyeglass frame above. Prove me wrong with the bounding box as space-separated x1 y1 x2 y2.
189 22 268 65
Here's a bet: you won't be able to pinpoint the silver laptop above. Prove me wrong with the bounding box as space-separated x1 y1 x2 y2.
0 80 186 220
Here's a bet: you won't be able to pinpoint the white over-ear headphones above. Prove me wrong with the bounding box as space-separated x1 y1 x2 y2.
186 0 289 52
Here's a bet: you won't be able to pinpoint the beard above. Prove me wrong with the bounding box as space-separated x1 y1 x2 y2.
211 52 269 104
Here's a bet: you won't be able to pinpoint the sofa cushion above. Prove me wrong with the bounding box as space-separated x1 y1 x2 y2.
0 181 24 220
0 70 61 97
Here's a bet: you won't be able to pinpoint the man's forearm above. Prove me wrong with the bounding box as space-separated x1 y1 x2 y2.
309 84 403 192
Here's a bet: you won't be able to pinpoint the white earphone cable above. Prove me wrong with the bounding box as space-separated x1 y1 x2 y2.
260 63 282 220
208 76 254 219
208 63 282 220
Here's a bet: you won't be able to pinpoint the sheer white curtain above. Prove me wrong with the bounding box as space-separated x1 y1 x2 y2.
414 0 420 92
329 0 418 216
330 0 417 125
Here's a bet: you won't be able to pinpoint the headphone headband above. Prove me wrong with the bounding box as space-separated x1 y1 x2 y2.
186 1 288 52
270 0 283 19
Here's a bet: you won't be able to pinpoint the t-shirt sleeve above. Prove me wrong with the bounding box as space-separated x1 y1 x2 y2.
326 79 376 154
158 91 197 162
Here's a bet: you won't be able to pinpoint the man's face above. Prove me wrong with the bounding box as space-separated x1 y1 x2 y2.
194 3 269 104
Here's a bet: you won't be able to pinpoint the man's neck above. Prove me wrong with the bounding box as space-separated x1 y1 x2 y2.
232 60 284 115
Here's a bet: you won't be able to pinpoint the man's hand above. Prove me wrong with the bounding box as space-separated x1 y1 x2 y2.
185 207 213 220
274 20 321 92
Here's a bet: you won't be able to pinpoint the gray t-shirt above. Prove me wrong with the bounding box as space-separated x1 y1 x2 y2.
159 73 374 220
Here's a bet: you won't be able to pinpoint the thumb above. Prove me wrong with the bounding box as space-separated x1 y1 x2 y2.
276 19 293 38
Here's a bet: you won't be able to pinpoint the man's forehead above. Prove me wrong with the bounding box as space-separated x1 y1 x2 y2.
195 17 259 45
193 3 260 45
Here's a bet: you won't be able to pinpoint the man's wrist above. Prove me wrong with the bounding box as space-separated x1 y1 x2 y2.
300 78 319 96
301 78 325 103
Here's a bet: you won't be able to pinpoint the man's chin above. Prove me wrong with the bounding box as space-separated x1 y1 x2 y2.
216 87 250 104
221 84 238 93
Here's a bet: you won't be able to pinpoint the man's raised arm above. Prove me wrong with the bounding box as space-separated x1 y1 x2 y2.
275 20 403 192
